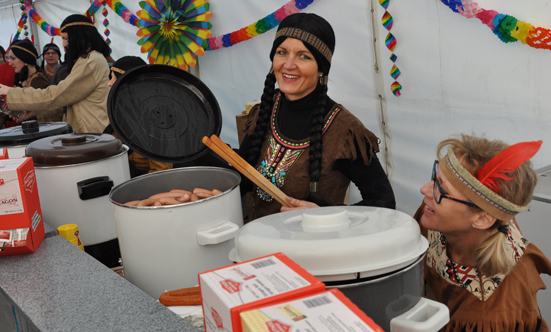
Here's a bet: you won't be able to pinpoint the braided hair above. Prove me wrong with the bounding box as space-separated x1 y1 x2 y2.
248 13 335 205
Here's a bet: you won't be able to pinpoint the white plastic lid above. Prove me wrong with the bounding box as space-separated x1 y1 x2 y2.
231 206 428 278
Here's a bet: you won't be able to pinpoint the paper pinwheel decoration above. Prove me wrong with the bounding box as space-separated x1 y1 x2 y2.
136 0 212 70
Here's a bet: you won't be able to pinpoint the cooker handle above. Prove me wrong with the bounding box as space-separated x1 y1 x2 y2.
389 297 449 332
77 176 114 200
196 221 240 246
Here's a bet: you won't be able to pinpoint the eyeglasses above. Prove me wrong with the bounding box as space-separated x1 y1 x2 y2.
44 52 58 56
432 160 479 208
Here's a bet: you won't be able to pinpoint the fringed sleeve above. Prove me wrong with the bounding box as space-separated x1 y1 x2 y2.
335 108 381 166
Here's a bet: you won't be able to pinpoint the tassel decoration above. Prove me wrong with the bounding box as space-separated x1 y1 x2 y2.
477 140 542 193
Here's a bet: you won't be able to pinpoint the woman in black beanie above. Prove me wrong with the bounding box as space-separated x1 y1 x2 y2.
6 40 58 122
40 43 61 83
239 13 395 220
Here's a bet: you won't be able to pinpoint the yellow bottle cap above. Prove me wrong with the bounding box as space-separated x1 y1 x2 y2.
57 224 85 251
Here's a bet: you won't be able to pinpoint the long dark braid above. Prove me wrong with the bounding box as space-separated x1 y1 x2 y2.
306 81 329 206
247 71 277 166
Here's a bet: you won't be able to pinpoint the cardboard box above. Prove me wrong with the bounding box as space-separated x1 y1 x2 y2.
240 289 384 332
199 253 325 332
0 148 8 160
0 157 45 256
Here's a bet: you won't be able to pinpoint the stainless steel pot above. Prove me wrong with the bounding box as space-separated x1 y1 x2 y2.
231 206 449 332
109 167 243 299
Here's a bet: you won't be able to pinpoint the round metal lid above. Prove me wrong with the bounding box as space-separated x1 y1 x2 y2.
231 206 429 278
107 64 222 164
25 133 125 166
0 121 73 147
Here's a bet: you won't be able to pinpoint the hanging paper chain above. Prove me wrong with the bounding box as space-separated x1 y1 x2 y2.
21 0 139 37
21 0 318 53
439 0 551 50
205 0 315 51
102 3 112 53
136 0 213 71
379 0 402 97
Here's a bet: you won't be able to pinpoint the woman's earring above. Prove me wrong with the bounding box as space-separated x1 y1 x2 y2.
472 224 476 228
319 74 328 85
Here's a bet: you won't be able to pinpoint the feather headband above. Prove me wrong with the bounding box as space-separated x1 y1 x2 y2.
440 141 542 221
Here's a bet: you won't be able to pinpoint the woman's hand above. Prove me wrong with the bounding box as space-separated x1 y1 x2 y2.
10 111 34 123
0 84 11 96
280 196 319 212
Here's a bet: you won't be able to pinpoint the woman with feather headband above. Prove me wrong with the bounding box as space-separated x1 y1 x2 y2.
414 134 551 331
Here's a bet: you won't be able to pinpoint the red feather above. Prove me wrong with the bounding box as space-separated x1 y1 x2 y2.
477 141 542 193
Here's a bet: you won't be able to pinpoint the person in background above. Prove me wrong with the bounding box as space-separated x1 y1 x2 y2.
7 40 58 123
229 13 395 220
0 45 15 128
0 14 113 133
0 46 6 64
414 134 551 330
104 56 172 177
41 43 61 84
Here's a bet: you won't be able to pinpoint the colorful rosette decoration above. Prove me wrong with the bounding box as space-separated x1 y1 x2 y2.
439 0 551 51
379 0 402 97
136 0 213 70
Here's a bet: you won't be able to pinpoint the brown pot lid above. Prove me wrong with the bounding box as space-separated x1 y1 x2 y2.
25 133 125 166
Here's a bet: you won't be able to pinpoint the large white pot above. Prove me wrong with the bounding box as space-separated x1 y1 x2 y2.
109 167 243 299
25 133 130 247
231 206 449 332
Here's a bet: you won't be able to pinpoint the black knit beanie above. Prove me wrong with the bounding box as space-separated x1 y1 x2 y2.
111 56 147 78
269 13 335 75
10 40 38 65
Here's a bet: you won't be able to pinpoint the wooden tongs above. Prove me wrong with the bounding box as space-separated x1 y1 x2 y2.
202 135 292 207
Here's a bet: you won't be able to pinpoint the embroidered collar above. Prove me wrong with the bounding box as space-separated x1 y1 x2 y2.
426 221 528 301
271 92 342 148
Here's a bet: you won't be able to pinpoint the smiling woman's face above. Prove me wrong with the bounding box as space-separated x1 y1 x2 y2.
272 38 321 101
8 50 25 73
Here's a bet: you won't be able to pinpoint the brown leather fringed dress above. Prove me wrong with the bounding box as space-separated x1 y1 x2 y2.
245 92 380 221
415 203 551 332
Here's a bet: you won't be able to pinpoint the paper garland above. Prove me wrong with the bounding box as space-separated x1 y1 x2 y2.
205 0 315 51
439 0 551 50
20 0 139 37
379 0 402 97
136 0 212 70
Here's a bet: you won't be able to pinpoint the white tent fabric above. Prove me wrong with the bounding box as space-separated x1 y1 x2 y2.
1 0 550 215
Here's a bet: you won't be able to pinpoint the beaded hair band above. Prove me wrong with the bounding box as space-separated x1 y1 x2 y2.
60 21 95 32
440 146 529 221
111 67 125 75
44 45 60 53
275 27 333 63
10 45 37 59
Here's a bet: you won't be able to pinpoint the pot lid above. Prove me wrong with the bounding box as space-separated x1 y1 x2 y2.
231 206 428 277
107 64 222 164
25 133 125 166
0 121 73 147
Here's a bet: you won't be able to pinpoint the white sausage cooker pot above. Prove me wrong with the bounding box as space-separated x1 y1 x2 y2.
230 206 450 332
109 167 243 299
0 121 73 158
25 133 130 267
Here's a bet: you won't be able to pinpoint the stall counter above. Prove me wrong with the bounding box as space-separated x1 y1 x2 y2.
0 235 200 332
